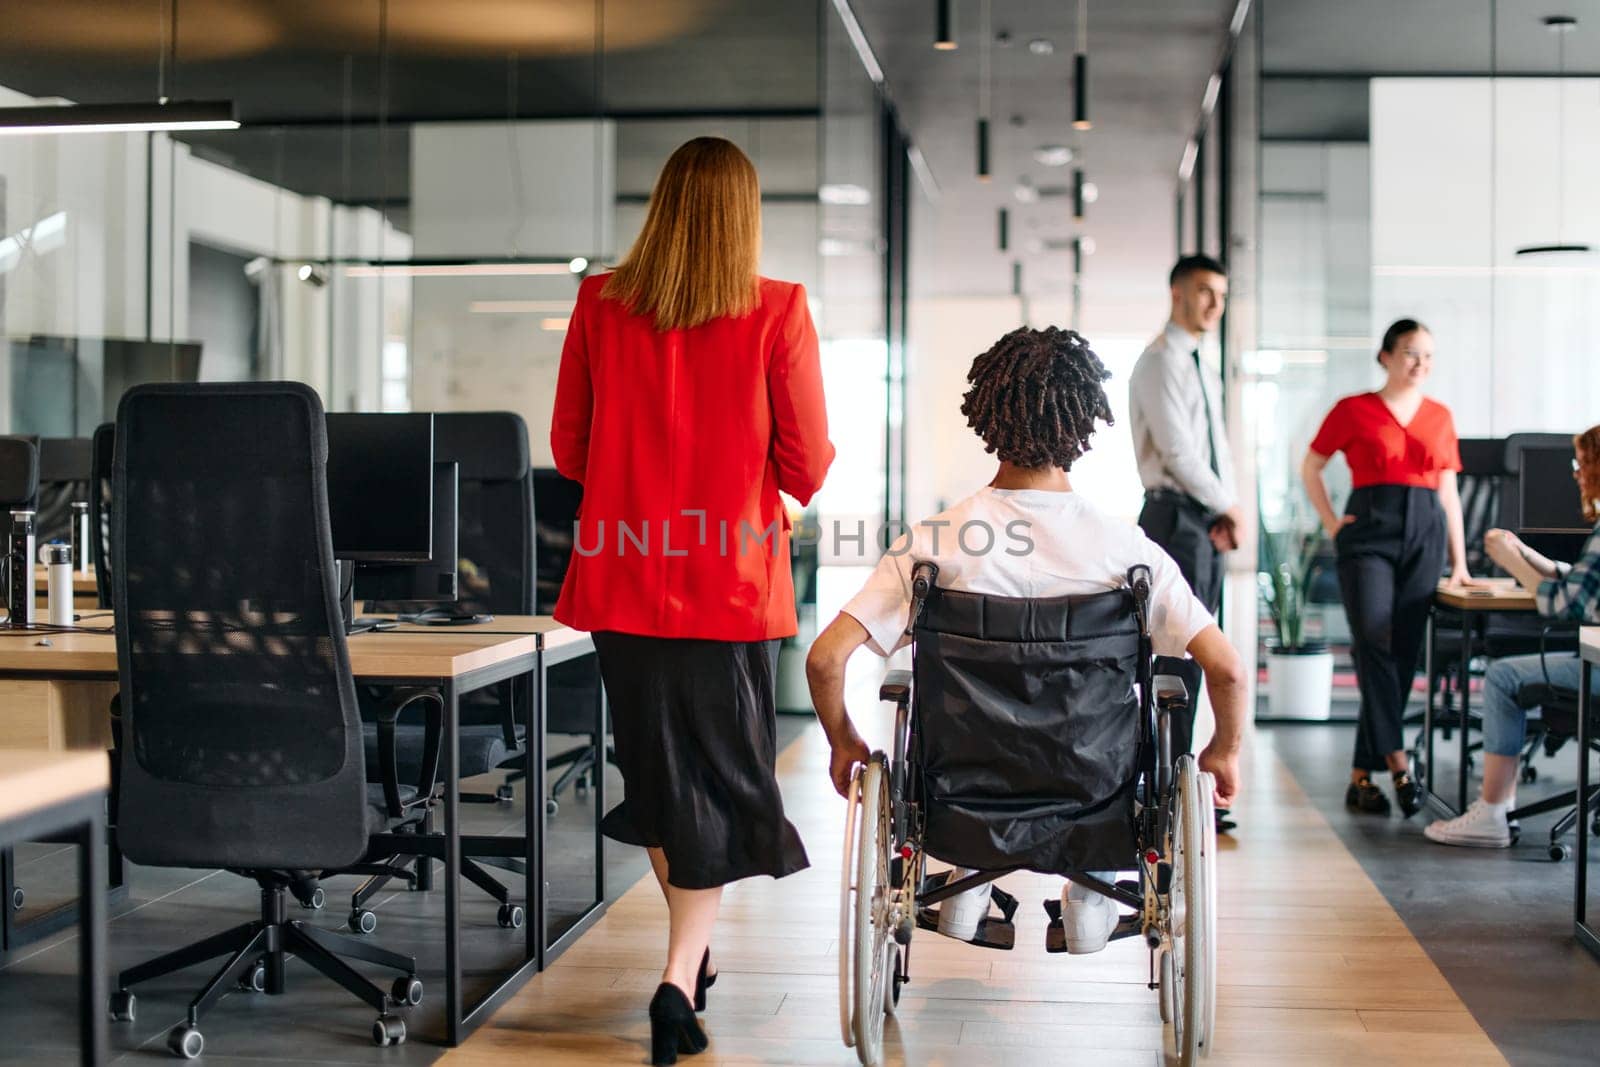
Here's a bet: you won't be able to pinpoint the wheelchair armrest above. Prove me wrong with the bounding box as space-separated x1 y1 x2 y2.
1153 675 1189 711
373 687 445 818
879 669 912 706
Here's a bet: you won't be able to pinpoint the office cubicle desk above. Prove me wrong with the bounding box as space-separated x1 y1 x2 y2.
1423 579 1539 816
0 749 109 1066
0 615 601 1047
1577 627 1599 961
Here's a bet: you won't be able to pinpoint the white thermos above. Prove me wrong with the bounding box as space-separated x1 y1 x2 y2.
47 543 73 627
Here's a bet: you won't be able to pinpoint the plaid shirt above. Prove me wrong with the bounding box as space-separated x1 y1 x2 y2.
1538 523 1600 624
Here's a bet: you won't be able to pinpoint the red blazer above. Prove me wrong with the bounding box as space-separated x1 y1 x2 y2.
550 274 835 641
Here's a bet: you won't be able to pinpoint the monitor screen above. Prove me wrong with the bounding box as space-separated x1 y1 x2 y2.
1519 445 1589 535
356 462 459 605
325 413 434 562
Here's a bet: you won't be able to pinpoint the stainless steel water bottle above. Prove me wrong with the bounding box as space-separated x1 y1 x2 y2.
47 543 73 627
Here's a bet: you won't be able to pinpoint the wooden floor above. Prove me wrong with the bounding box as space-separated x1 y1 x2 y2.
443 714 1508 1066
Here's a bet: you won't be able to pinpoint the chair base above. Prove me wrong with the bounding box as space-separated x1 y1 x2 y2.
112 882 416 1049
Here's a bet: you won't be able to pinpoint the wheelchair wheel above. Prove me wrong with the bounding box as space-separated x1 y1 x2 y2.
840 756 894 1066
1165 755 1215 1065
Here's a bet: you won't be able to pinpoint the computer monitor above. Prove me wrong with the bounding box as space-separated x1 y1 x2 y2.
356 462 459 605
1518 444 1589 536
325 413 434 563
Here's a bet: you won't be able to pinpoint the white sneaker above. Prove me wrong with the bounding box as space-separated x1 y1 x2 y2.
1061 882 1118 954
1424 800 1512 848
935 869 991 941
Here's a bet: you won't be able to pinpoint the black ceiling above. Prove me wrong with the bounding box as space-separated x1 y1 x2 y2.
0 0 821 207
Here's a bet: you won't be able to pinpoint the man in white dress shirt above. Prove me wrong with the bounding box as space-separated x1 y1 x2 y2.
1129 255 1240 811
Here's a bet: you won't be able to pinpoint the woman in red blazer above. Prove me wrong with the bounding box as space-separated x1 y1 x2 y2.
550 136 834 1062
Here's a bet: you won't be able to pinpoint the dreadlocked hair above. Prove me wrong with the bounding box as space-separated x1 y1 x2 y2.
960 326 1113 471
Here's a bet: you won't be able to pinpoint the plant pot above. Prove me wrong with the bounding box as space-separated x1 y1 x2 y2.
1264 646 1335 720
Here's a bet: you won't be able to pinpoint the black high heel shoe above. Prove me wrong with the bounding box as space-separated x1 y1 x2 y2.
649 983 708 1065
694 948 717 1012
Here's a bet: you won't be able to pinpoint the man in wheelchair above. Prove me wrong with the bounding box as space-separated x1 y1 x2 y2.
806 327 1241 1049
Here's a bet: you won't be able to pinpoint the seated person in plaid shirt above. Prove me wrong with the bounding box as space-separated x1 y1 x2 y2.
1427 424 1600 848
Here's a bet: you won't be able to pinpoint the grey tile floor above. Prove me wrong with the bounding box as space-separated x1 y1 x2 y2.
1263 721 1600 1067
1 717 813 1065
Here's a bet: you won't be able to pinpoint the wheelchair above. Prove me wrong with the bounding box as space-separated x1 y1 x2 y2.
839 563 1218 1066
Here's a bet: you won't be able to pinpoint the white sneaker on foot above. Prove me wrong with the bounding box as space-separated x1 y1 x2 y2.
1061 882 1118 954
1424 799 1512 848
935 869 991 941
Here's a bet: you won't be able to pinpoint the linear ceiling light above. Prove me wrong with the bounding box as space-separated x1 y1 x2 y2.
345 260 586 278
0 100 239 136
935 0 958 49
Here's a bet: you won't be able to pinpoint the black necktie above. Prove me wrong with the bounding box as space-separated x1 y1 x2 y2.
1193 349 1220 477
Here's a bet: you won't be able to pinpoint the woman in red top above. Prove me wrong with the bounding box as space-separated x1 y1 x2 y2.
1301 319 1474 818
550 137 833 1062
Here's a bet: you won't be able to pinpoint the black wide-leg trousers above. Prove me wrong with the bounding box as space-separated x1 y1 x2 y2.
1138 490 1223 758
1334 485 1447 773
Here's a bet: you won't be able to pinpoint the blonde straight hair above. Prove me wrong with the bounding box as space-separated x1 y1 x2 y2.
602 137 761 331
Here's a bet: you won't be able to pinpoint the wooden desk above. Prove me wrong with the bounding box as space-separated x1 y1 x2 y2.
1422 579 1542 816
0 615 599 1047
0 749 109 1065
1576 627 1599 961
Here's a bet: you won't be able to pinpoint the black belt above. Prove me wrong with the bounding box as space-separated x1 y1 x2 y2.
1145 488 1209 513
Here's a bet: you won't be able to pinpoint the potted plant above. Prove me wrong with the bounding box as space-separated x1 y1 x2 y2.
1257 505 1335 719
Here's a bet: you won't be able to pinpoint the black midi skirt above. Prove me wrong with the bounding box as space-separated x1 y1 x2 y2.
593 631 810 890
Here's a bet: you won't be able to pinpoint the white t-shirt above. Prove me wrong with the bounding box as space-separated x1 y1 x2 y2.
842 487 1214 659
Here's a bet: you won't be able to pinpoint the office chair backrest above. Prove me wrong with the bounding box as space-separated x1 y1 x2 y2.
1457 438 1506 576
432 412 534 616
0 437 40 507
113 382 369 872
533 468 583 615
912 583 1145 875
90 423 115 608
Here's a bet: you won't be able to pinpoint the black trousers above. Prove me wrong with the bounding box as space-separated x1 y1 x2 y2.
1138 490 1223 757
1335 485 1447 772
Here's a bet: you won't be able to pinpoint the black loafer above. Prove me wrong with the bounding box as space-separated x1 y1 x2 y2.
1345 778 1391 816
1391 771 1422 819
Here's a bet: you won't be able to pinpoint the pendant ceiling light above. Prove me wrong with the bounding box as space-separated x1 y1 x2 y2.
1517 15 1590 256
998 207 1010 251
1072 0 1091 131
976 0 992 181
0 0 237 135
935 0 958 50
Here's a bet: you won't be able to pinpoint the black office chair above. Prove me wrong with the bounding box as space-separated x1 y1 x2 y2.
350 412 538 930
90 422 115 609
106 382 441 1057
1505 644 1600 861
534 467 611 815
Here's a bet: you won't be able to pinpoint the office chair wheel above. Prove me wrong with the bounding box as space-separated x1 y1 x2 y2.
497 904 524 929
237 960 267 992
108 991 136 1022
10 887 22 910
1550 843 1571 862
348 908 378 934
1521 765 1538 785
495 783 515 802
545 797 559 816
167 1024 204 1059
372 1016 407 1047
576 776 590 798
298 886 326 910
390 975 424 1007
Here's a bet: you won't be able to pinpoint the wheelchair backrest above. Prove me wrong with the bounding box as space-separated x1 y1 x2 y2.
912 581 1149 815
